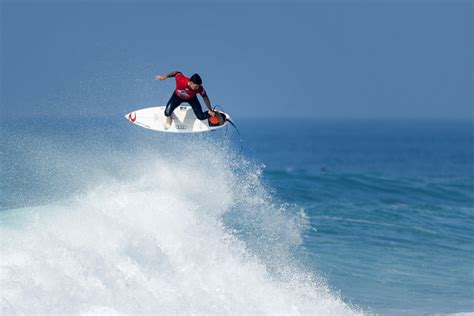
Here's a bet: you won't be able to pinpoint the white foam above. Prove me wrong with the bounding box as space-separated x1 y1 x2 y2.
0 140 363 315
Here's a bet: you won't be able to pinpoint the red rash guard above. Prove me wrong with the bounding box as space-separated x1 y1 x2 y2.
174 73 207 100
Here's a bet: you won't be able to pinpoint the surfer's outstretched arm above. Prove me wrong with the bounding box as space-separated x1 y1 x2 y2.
154 71 180 81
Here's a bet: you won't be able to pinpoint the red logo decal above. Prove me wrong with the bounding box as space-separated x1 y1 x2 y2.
128 112 136 122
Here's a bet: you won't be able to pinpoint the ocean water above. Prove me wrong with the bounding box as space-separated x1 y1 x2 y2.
1 117 473 315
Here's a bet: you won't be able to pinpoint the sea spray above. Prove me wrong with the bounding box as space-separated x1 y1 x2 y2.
0 132 362 314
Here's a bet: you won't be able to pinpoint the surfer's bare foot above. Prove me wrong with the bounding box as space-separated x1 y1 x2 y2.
164 116 172 129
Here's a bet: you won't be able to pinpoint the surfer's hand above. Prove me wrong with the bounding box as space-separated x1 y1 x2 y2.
154 75 167 80
208 110 216 116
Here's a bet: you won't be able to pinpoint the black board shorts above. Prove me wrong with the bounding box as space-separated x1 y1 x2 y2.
164 93 211 121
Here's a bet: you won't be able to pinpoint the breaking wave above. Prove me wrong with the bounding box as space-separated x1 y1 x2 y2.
0 127 362 314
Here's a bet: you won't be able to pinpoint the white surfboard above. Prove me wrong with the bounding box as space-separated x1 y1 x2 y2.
124 106 232 133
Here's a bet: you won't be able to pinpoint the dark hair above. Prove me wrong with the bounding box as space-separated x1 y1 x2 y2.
190 73 202 85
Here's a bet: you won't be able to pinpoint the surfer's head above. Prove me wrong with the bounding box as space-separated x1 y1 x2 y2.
189 73 202 90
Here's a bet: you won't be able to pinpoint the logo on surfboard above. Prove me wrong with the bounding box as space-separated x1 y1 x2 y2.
128 112 136 122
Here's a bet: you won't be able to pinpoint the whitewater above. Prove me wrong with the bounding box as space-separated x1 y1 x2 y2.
0 128 363 315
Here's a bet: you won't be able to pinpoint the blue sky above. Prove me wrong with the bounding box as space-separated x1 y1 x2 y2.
1 0 472 119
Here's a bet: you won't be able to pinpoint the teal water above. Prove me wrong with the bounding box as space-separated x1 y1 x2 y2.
241 119 474 314
1 118 473 315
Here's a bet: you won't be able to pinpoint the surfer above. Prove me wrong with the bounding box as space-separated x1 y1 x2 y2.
155 71 216 127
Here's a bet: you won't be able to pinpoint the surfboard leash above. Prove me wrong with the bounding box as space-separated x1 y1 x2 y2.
213 104 243 152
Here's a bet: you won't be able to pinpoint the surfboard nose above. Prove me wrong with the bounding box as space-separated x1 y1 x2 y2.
125 112 137 123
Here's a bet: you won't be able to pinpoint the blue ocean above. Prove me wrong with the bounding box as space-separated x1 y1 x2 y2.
1 117 473 315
